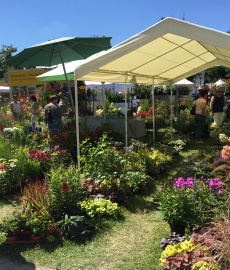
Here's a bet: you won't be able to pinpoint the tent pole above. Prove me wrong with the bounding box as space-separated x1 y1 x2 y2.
170 81 173 132
125 75 128 148
152 78 155 143
102 82 106 123
74 79 80 168
58 43 76 117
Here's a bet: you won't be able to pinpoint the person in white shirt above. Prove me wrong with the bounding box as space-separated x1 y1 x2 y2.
10 95 23 121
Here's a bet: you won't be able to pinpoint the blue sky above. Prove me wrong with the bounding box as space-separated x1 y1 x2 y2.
2 0 230 54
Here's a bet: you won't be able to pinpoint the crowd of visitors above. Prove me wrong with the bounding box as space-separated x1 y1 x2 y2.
4 85 226 137
192 86 225 143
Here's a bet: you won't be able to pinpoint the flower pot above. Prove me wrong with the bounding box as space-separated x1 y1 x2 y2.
82 224 98 237
7 236 17 241
19 230 32 240
169 223 186 236
31 236 42 241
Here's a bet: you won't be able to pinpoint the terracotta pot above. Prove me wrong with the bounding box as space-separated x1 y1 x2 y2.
31 236 42 241
7 236 17 241
19 230 32 240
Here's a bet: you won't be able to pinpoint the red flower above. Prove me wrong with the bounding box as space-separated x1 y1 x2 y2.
70 122 75 128
62 181 70 194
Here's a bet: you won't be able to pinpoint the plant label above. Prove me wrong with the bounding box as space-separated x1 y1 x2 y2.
45 147 50 152
55 145 59 150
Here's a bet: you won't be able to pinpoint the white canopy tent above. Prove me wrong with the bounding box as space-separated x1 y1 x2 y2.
215 79 225 86
175 79 195 86
175 78 195 94
0 86 10 93
70 17 230 167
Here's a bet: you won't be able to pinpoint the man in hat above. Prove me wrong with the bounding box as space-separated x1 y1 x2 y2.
193 86 204 101
210 86 225 127
59 91 70 129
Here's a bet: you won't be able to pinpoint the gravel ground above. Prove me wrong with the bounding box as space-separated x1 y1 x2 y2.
0 256 55 270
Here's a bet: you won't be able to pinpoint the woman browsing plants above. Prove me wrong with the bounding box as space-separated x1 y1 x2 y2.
191 89 208 143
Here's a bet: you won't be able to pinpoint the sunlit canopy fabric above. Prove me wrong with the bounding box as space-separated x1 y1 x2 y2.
175 79 194 85
73 18 230 85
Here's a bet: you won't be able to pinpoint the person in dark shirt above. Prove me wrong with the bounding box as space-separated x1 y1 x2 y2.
44 95 69 133
210 87 225 127
193 86 204 101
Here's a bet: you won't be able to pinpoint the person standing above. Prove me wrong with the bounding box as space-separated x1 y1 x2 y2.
58 92 70 129
30 95 40 126
210 87 225 127
193 86 204 101
192 89 208 143
44 95 69 133
10 95 23 121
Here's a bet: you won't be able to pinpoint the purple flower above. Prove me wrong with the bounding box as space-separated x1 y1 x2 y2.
174 177 194 188
192 195 195 200
50 169 53 172
7 134 11 139
39 128 42 132
200 176 204 180
205 178 224 194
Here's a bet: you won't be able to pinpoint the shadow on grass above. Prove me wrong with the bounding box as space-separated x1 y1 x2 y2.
0 242 37 269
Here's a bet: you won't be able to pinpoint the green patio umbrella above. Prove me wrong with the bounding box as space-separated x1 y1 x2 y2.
5 37 112 115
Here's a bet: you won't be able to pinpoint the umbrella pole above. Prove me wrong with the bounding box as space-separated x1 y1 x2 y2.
102 82 106 123
152 78 155 144
75 79 80 168
125 75 128 148
58 43 76 117
170 81 172 132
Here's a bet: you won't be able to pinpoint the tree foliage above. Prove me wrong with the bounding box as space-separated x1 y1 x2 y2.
205 66 230 83
0 45 17 79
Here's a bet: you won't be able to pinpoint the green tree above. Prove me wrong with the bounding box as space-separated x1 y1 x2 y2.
205 65 230 82
0 45 17 79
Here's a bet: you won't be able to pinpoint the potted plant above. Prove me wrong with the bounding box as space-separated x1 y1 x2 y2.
57 215 86 239
0 217 19 241
13 211 32 240
28 214 48 240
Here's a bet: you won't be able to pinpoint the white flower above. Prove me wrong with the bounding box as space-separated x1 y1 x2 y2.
164 119 170 125
9 164 16 167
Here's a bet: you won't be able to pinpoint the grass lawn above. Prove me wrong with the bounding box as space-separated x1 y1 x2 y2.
0 136 211 270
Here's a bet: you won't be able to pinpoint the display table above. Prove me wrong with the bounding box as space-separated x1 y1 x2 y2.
79 116 146 138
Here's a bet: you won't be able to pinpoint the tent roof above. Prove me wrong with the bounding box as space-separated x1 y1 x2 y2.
72 17 230 85
175 79 195 85
215 79 225 85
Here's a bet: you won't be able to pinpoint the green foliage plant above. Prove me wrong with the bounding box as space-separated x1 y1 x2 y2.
138 148 172 174
120 171 152 193
80 133 127 185
159 240 220 270
19 179 53 221
0 217 20 236
27 213 49 236
158 177 223 231
79 198 123 219
48 166 86 218
57 215 86 239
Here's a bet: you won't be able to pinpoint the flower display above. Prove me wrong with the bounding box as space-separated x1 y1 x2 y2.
205 178 224 195
62 180 70 194
221 145 230 160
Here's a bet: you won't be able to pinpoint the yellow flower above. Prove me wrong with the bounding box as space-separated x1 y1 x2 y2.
34 219 38 221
